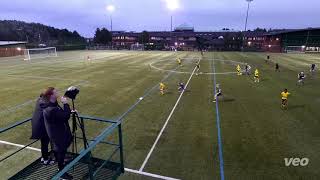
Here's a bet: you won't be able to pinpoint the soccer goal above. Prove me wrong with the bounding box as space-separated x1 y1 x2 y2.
24 47 58 60
130 43 144 51
285 46 306 54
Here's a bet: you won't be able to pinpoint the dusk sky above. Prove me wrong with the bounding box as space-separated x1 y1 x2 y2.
1 0 320 37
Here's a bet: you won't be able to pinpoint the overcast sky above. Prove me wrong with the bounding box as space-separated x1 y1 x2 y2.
1 0 319 37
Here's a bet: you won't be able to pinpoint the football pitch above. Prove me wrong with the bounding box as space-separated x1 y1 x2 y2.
0 50 320 180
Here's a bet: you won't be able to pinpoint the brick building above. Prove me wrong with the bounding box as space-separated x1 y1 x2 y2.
0 41 27 57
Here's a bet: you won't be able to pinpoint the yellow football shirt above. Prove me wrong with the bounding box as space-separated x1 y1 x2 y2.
255 70 259 77
281 92 290 99
160 83 165 90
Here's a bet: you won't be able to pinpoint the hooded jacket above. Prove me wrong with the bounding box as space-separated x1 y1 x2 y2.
43 102 72 152
31 96 50 139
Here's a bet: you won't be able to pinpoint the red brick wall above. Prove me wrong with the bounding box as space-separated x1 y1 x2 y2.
0 47 25 57
262 36 282 52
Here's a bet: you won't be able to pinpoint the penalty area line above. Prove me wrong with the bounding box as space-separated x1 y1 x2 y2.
0 140 180 180
139 57 200 172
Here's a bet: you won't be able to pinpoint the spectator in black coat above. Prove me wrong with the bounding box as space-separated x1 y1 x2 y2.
42 87 73 179
31 88 54 165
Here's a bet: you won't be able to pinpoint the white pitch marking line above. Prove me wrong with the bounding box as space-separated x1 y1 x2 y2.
6 75 78 81
149 58 246 75
0 99 35 115
139 57 201 172
0 140 41 152
0 140 180 180
125 168 180 180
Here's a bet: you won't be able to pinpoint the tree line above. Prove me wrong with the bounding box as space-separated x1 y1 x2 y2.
0 20 86 45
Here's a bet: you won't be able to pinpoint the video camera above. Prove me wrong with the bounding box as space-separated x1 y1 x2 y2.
64 86 80 100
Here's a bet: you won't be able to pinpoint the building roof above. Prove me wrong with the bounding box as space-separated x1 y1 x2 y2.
266 28 320 36
0 41 27 46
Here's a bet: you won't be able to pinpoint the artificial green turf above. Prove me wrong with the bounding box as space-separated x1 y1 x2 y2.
0 51 319 180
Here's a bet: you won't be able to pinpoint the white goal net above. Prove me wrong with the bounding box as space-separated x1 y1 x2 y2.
130 43 144 51
24 47 58 60
285 46 306 54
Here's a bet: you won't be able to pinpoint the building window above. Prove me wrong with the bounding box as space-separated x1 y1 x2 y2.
151 37 163 40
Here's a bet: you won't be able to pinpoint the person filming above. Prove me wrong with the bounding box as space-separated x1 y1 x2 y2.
31 89 55 165
42 87 73 180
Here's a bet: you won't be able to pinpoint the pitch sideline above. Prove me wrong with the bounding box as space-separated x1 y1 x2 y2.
0 140 180 180
139 57 200 171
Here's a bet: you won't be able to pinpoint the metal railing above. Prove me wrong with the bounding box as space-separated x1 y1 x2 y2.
0 115 124 180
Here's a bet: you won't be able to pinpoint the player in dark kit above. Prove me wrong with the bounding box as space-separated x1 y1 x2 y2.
297 72 306 85
310 64 316 74
178 82 185 92
266 55 270 63
275 63 280 72
196 63 200 75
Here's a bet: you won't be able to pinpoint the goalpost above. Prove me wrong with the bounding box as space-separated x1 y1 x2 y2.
285 46 306 54
24 47 58 60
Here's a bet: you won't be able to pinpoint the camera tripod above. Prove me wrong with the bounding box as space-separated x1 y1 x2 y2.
71 99 89 153
70 99 95 179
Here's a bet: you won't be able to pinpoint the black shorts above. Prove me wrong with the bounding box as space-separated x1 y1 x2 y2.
282 99 287 104
217 93 222 97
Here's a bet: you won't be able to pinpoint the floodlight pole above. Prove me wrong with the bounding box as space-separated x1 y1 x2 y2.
170 15 173 47
244 0 253 32
110 15 113 49
242 0 253 51
171 15 173 32
107 5 115 50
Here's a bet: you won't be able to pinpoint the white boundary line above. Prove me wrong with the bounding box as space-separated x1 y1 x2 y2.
0 75 89 115
139 57 200 172
125 168 180 180
0 140 180 180
0 140 41 152
0 100 35 115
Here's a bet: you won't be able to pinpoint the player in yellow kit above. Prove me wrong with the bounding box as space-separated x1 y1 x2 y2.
254 69 260 83
177 58 182 66
236 65 242 75
281 89 290 109
160 82 166 95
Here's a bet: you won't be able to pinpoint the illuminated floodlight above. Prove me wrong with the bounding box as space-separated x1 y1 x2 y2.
302 45 306 49
17 47 21 51
106 5 115 13
166 0 179 11
175 42 178 46
268 45 272 48
248 41 252 46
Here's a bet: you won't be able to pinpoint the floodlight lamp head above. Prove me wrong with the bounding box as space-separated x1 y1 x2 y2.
166 0 179 11
106 5 115 13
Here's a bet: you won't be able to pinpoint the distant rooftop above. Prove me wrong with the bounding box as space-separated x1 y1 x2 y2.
174 23 194 32
0 41 27 46
266 28 320 36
